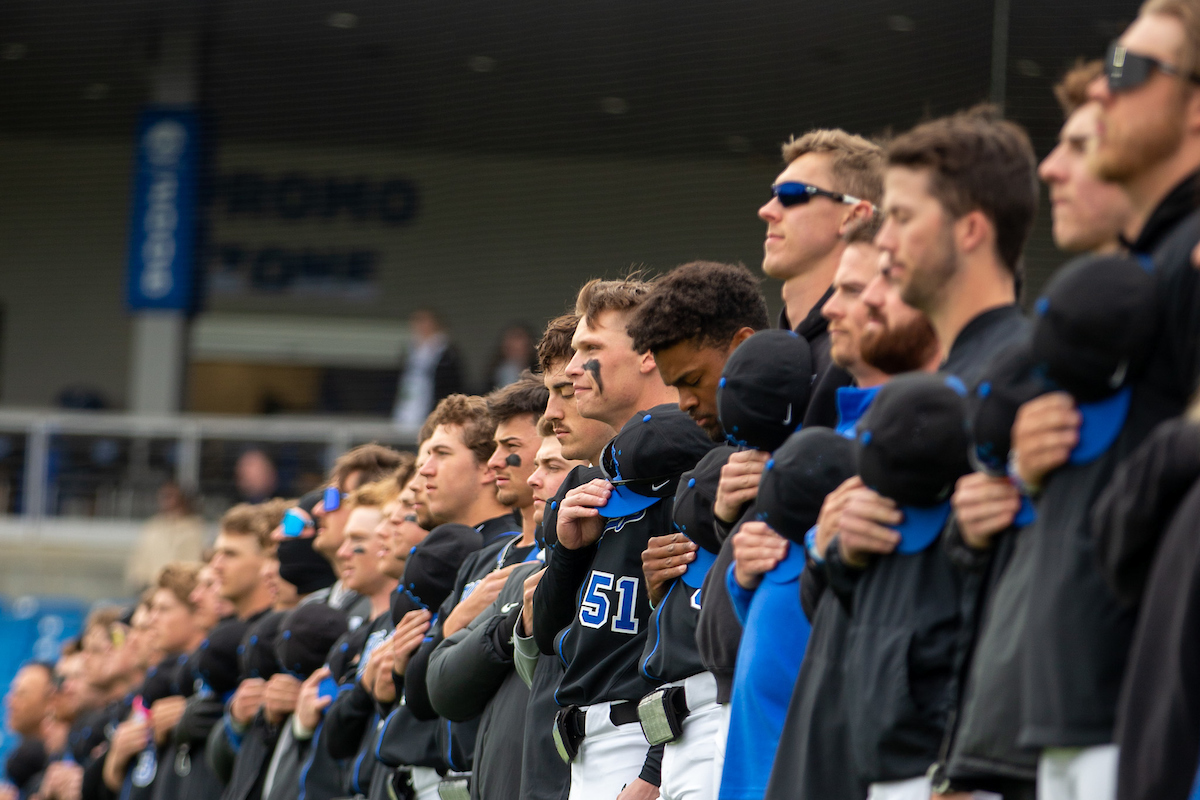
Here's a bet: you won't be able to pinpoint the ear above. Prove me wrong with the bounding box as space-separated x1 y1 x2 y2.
1185 86 1200 135
729 327 757 350
837 199 876 236
955 209 994 257
639 349 658 375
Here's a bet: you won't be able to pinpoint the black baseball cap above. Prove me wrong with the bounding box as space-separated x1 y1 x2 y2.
275 602 349 680
969 341 1047 477
856 373 972 554
1031 253 1158 463
195 617 251 698
278 536 337 596
597 404 718 518
391 523 483 625
238 610 285 680
672 445 735 554
717 329 814 451
754 427 856 545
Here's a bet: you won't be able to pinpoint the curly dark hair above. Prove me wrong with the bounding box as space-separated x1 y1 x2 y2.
627 261 770 354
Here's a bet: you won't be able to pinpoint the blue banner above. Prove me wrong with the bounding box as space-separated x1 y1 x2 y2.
125 108 200 311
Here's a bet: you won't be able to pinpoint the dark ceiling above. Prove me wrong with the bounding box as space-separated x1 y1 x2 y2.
0 0 1137 159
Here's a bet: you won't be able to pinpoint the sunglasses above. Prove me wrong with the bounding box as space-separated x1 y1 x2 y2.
772 181 867 209
282 508 313 537
1105 41 1200 93
323 485 348 512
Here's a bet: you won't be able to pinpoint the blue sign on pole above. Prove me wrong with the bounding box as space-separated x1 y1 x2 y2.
125 107 200 311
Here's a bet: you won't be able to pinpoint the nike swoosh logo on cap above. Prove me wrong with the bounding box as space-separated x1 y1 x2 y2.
651 480 670 492
1109 359 1129 388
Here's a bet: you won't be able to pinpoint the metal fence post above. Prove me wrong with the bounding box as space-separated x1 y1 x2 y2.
24 422 50 525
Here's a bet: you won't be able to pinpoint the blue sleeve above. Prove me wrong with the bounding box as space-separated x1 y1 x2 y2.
725 563 755 626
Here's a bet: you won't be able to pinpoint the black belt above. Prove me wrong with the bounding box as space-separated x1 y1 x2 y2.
554 700 640 763
564 700 639 729
608 700 640 726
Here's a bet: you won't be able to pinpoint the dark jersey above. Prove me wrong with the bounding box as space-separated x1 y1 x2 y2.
538 498 674 707
639 446 731 685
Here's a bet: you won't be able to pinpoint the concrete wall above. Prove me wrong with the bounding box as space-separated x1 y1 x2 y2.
0 134 785 408
0 132 1067 410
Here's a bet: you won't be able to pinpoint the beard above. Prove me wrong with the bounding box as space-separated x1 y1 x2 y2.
1092 93 1185 183
860 312 939 376
496 487 520 507
899 222 959 315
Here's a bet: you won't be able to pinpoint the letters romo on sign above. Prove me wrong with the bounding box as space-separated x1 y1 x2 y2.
126 107 200 311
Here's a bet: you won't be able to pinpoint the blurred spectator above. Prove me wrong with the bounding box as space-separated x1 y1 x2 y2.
3 664 54 793
486 322 537 391
123 482 205 595
392 309 466 428
4 663 53 745
235 448 278 503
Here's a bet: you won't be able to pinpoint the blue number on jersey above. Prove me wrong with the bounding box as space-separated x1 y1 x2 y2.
579 570 641 634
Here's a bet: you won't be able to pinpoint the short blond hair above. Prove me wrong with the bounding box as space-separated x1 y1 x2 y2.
155 562 201 609
348 479 397 510
574 276 653 330
781 129 885 203
1142 0 1200 75
219 503 272 550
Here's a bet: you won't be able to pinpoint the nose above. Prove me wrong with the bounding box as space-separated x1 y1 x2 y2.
419 457 435 477
861 273 888 310
822 292 843 322
486 446 505 471
874 217 897 253
565 351 584 378
1086 73 1111 105
758 198 781 222
1038 144 1066 184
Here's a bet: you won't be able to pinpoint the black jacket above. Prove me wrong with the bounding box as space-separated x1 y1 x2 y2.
768 305 1026 794
763 567 867 800
427 562 542 800
1097 420 1200 800
521 652 571 800
1018 183 1200 749
214 713 281 800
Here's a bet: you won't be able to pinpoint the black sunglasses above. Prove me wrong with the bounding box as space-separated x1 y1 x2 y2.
1106 41 1200 93
772 181 868 209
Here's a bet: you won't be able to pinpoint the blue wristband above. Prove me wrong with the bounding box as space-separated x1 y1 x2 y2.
804 525 824 565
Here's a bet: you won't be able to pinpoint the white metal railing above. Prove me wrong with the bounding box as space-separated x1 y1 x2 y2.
0 408 418 525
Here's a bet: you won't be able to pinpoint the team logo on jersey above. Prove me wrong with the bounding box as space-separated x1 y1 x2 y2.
132 748 158 787
689 588 702 610
357 628 391 681
603 509 648 534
